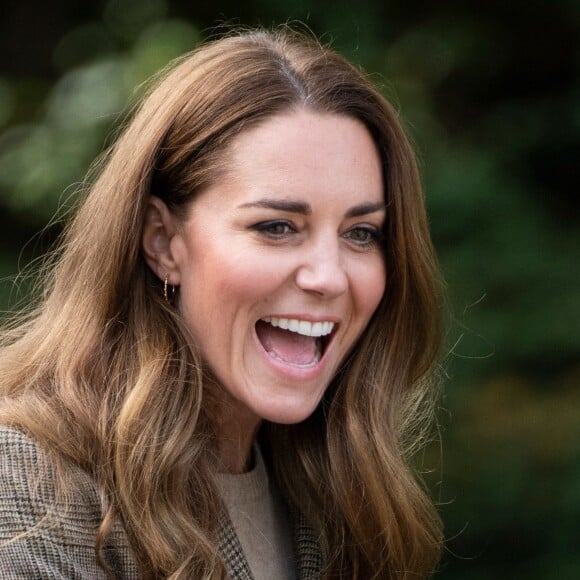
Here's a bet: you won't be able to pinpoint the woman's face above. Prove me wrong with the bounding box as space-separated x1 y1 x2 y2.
169 109 386 425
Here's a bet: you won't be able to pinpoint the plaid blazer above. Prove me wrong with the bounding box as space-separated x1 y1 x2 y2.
0 426 323 579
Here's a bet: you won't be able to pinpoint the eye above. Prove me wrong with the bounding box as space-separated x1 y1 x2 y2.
251 220 296 239
343 226 383 248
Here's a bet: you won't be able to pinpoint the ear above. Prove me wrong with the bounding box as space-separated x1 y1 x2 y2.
141 196 183 286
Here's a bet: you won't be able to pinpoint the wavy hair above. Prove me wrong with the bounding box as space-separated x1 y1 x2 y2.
0 28 443 578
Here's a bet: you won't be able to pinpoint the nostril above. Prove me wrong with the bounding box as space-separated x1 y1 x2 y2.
295 261 348 298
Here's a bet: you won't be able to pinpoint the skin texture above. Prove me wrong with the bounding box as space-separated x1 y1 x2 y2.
143 109 386 472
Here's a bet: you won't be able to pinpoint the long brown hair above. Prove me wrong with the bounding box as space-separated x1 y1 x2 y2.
0 28 443 578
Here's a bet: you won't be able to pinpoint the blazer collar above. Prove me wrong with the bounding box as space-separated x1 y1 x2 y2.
217 506 323 579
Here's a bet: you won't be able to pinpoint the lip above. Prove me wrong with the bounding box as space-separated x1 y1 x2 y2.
253 317 338 380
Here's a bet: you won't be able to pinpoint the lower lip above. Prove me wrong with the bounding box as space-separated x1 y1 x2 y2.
253 328 332 381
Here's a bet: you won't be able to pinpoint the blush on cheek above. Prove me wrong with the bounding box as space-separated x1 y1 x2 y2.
220 263 282 296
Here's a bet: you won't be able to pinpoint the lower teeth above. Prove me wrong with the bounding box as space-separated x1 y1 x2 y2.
266 348 321 367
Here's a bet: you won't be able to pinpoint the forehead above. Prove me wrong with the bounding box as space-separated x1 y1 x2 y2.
197 109 384 211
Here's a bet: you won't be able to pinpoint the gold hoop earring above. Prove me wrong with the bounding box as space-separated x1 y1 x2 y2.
163 275 175 303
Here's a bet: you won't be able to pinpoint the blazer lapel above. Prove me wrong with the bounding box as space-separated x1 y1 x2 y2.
217 513 254 580
290 506 324 580
217 506 323 580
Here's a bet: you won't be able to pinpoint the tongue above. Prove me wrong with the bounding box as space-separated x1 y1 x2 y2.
256 321 319 365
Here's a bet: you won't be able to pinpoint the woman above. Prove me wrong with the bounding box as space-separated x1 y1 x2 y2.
0 29 443 578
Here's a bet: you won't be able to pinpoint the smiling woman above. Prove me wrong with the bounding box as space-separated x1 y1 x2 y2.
143 111 387 439
0 28 443 579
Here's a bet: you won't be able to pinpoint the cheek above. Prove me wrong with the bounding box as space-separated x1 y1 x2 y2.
214 263 281 304
354 258 387 318
181 246 287 320
214 249 292 296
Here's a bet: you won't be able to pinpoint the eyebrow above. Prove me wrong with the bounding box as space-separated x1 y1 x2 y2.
238 199 312 215
238 198 386 217
345 201 386 218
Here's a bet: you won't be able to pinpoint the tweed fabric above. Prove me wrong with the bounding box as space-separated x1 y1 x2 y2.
292 509 324 578
0 426 323 579
216 445 295 579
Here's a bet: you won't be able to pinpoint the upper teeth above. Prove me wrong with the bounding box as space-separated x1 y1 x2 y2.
262 317 335 338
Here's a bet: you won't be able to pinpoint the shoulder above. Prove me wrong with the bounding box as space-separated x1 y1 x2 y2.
0 423 44 471
0 424 71 487
0 424 101 531
0 425 70 526
0 425 137 578
0 424 103 554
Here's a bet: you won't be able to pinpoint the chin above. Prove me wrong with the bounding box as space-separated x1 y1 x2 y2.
251 395 322 425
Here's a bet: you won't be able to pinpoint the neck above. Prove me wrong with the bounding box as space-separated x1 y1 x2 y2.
214 399 262 474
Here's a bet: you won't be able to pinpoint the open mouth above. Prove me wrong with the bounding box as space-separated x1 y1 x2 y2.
255 317 336 368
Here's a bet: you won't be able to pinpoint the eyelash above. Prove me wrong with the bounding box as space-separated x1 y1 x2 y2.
252 220 296 238
345 226 383 248
251 220 383 249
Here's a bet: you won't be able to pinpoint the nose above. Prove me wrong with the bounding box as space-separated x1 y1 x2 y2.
294 237 348 299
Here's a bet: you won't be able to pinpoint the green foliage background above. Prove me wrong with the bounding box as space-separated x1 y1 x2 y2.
1 1 578 577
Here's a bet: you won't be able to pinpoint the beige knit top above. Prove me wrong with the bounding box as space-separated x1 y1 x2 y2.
216 446 297 580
